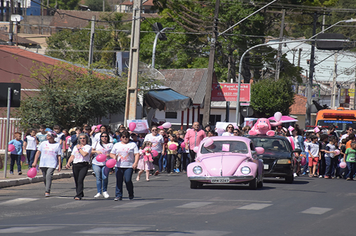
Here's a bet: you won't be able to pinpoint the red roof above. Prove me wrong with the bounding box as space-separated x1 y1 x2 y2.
121 0 154 6
290 94 307 115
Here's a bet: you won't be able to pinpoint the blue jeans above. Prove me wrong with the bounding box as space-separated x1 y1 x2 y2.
26 150 37 167
115 167 134 198
92 164 109 193
159 153 167 172
346 162 356 179
10 154 21 172
325 156 337 177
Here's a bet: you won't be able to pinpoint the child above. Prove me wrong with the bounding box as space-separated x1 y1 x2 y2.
318 134 328 178
302 134 312 175
8 132 24 175
167 134 178 174
23 129 39 167
323 136 338 179
343 142 356 181
177 130 187 173
136 141 154 182
338 139 347 178
308 135 320 177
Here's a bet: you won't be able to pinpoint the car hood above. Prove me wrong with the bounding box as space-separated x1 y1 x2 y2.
198 153 249 176
259 150 291 159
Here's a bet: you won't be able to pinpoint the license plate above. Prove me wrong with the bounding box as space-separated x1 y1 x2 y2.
211 178 230 183
264 164 269 170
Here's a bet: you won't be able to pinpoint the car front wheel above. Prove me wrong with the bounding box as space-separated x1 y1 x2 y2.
249 177 258 190
190 181 202 189
285 174 294 183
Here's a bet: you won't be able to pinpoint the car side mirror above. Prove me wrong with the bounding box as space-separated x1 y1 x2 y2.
255 147 265 155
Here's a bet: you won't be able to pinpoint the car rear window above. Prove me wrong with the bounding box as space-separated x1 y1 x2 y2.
249 137 289 152
201 141 248 154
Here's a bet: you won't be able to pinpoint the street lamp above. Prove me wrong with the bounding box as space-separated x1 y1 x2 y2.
152 27 174 69
236 18 356 126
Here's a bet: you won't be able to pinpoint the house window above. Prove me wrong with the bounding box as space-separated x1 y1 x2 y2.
165 112 177 119
199 114 221 125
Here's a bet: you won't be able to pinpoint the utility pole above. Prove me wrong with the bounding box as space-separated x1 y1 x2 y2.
331 53 338 109
275 9 285 81
297 48 302 67
202 0 219 127
88 16 95 68
8 0 13 45
306 12 318 127
124 0 143 125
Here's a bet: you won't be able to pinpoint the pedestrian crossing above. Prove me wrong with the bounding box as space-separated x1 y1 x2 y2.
0 197 333 216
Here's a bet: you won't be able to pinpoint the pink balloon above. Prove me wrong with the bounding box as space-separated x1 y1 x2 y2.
180 143 185 149
340 161 347 169
21 155 26 162
301 157 307 166
96 154 107 162
334 150 340 156
91 125 96 131
274 112 282 122
162 122 171 129
158 126 164 130
151 150 158 157
106 159 116 168
193 146 199 153
97 124 102 130
129 122 136 132
27 167 37 178
169 143 177 151
203 138 214 147
8 144 15 152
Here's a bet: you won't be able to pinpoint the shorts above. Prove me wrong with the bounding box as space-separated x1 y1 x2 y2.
308 156 319 166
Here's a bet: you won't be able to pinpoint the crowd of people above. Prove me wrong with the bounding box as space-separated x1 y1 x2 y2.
6 121 356 200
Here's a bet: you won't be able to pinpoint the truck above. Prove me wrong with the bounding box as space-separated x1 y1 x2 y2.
315 108 356 135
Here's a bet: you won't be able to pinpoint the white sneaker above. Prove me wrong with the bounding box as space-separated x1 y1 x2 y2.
102 191 109 199
94 193 101 198
294 173 298 177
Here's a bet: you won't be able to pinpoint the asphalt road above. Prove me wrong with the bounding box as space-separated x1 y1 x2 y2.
0 173 355 236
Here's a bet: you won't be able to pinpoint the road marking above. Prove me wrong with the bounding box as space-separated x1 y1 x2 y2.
176 202 213 208
78 226 151 234
301 207 332 215
167 230 230 236
238 203 272 210
52 201 93 209
114 201 155 208
0 198 38 206
0 226 63 233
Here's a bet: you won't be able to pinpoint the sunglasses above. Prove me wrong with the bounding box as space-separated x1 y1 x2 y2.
121 136 129 139
228 127 233 128
233 132 238 134
101 136 108 138
79 138 86 140
152 129 157 131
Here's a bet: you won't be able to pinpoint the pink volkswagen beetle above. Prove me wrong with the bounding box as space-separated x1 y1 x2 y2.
187 136 264 189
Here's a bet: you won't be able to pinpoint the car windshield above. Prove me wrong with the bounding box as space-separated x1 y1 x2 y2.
201 141 248 154
317 120 356 132
248 137 290 153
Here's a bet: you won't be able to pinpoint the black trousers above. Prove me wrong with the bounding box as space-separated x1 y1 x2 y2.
189 149 197 162
72 162 89 198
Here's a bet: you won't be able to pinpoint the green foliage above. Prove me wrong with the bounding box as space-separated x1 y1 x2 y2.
250 78 295 117
85 0 111 11
17 63 127 130
46 0 80 10
45 13 131 68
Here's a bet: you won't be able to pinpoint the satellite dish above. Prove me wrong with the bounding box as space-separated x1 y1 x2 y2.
11 15 23 22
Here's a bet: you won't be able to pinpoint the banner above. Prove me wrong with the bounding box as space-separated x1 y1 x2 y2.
211 83 250 102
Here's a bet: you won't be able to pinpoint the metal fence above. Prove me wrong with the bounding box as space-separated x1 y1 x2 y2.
0 118 21 152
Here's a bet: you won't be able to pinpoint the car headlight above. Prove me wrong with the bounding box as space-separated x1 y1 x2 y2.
241 166 251 175
277 159 291 164
193 166 203 175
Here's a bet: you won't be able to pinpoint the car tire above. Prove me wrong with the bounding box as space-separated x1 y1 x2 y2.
285 175 294 183
190 181 202 189
249 177 258 190
257 180 263 188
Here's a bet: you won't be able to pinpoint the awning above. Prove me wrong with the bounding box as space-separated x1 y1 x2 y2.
144 89 192 112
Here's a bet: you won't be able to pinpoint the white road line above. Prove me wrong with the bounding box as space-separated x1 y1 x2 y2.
0 226 63 233
238 203 273 210
0 198 38 206
301 207 332 215
176 202 213 208
78 226 151 234
114 201 155 208
52 201 94 209
168 230 230 236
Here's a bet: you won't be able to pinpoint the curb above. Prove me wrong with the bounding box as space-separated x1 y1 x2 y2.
0 170 93 189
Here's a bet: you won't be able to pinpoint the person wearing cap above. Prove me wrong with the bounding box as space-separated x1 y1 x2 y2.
66 133 92 200
32 131 62 197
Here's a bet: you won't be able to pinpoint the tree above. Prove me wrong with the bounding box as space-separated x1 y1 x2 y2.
85 0 111 11
250 77 295 117
17 63 127 130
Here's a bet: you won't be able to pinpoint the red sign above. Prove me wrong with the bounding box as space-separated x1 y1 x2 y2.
211 83 250 102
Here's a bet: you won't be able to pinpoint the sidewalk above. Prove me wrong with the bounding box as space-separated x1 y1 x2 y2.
0 167 92 189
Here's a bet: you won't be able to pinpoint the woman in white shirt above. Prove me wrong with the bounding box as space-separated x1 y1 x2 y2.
66 133 92 200
110 131 139 201
91 132 113 199
222 124 235 136
32 131 62 197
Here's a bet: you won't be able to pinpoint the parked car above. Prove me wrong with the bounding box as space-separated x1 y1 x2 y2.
246 135 296 183
187 136 264 189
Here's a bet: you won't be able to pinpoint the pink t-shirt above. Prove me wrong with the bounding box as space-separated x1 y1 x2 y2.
184 129 206 150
